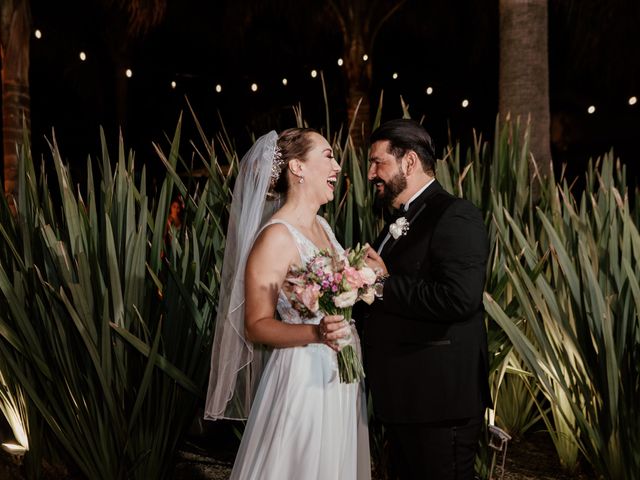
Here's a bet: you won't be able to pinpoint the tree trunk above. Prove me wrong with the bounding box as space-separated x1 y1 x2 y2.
106 16 131 133
343 32 372 153
0 0 31 200
499 0 551 179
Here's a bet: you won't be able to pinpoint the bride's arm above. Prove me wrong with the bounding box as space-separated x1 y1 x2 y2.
244 224 346 348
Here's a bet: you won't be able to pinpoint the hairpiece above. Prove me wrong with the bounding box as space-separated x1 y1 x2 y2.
270 145 285 187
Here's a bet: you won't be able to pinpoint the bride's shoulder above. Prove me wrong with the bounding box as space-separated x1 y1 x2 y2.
253 221 295 250
248 221 298 269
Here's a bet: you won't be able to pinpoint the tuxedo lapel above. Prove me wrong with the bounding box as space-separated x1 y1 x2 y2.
372 227 388 252
372 208 404 252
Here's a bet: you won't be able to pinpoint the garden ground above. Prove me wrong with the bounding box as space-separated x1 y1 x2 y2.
0 425 595 480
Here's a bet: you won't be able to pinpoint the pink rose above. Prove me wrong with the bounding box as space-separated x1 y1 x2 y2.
343 267 364 289
301 284 321 313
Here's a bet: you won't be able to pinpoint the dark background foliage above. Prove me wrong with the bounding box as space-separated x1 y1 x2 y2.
26 0 640 185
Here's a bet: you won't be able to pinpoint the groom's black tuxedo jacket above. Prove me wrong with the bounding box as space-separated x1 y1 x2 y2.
361 181 492 423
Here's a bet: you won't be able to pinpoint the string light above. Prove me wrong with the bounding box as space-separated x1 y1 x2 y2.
46 47 634 114
34 29 42 39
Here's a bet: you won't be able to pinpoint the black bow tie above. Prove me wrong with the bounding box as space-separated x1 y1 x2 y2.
389 206 404 221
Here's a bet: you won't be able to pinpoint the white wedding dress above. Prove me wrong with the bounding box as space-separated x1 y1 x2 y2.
230 216 371 480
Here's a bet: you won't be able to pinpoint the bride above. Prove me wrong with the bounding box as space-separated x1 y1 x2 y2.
205 128 371 479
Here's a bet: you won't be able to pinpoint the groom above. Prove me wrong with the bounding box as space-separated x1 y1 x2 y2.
362 119 492 479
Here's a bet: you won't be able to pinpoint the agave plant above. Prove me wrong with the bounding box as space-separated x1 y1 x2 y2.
436 117 594 474
0 116 229 479
485 153 640 479
1 90 636 480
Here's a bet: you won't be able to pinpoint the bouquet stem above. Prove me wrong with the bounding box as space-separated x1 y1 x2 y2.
337 344 364 383
333 311 364 384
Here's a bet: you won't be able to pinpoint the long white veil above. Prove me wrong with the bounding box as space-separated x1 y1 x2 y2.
205 131 280 420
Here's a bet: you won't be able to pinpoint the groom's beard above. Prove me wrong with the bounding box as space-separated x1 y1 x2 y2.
372 172 408 209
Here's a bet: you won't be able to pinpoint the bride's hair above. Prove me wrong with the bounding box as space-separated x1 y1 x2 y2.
272 127 318 195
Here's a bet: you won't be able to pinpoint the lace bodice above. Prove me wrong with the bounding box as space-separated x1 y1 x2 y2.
261 216 344 326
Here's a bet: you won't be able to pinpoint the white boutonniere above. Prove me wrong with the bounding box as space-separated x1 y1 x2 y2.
389 217 410 239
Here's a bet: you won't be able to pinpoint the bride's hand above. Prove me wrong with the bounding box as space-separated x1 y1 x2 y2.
317 315 350 351
363 244 388 277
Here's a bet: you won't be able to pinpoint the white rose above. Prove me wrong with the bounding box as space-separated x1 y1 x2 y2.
360 266 377 285
333 289 359 308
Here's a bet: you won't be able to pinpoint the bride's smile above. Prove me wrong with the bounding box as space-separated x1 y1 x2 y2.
293 132 341 204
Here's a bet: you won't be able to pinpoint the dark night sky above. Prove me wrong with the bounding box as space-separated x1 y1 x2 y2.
27 0 640 187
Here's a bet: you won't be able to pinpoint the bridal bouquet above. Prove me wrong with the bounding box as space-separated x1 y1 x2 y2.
283 244 379 383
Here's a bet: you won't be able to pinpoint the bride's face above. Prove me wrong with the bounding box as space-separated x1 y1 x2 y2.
298 133 341 204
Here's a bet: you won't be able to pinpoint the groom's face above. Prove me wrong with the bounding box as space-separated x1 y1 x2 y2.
368 140 408 209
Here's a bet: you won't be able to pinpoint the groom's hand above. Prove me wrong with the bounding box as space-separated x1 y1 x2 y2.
318 315 349 351
363 244 388 277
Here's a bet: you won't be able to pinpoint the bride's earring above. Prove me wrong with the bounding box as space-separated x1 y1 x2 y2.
289 164 304 184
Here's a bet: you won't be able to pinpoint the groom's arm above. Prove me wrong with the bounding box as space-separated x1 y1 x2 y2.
382 200 489 323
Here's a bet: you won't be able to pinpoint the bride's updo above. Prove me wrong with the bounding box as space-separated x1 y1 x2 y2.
272 127 318 195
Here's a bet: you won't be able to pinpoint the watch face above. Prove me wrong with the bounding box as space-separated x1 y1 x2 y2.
374 282 384 298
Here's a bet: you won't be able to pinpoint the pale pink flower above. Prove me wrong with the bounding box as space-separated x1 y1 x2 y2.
360 286 375 305
310 255 333 275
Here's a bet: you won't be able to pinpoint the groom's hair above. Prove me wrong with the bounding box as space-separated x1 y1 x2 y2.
370 119 436 175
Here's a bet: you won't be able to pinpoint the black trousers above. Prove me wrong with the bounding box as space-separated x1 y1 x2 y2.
384 415 483 480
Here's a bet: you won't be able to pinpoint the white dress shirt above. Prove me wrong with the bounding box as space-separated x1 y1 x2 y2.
377 178 435 254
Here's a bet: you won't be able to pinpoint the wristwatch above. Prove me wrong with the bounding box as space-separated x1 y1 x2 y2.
374 274 389 298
